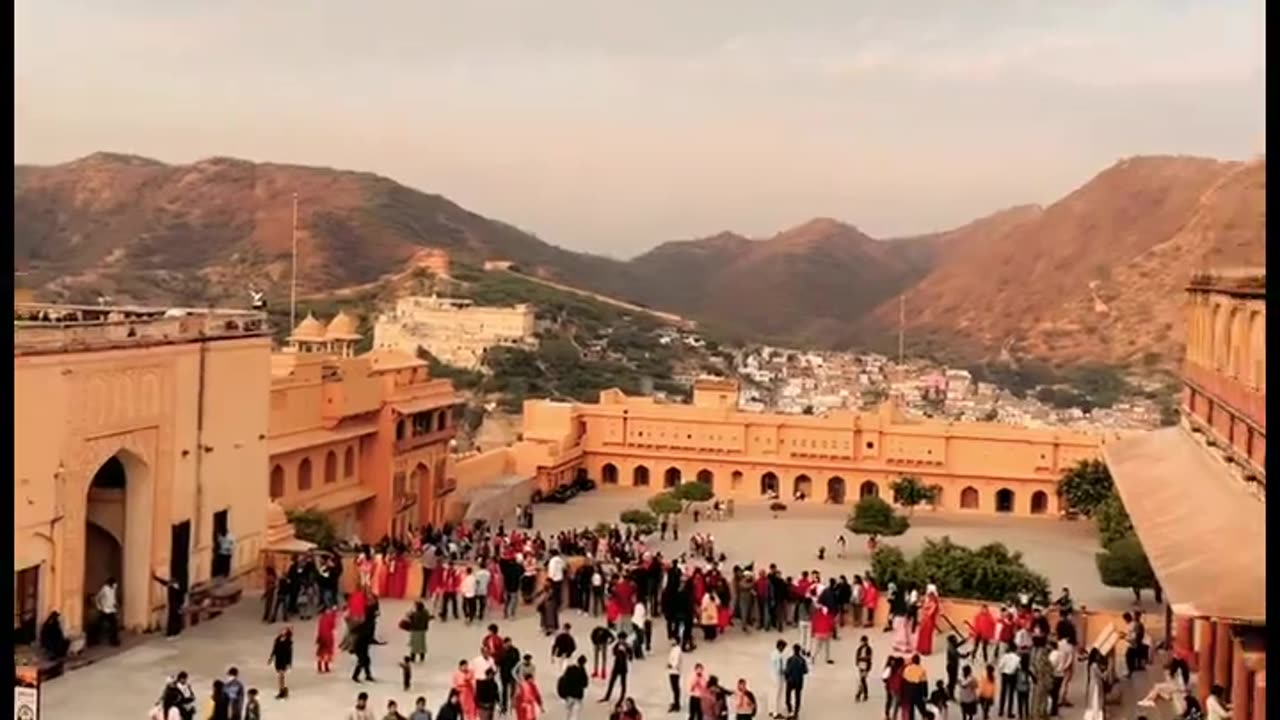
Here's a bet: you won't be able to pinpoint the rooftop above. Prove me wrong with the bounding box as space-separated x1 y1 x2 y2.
1187 267 1266 297
14 303 271 355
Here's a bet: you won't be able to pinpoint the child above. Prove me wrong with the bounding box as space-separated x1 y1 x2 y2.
244 689 261 720
400 655 413 692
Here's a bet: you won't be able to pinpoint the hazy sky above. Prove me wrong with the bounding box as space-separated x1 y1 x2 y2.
15 1 1265 257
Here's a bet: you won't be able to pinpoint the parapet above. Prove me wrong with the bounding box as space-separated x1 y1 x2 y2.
14 303 271 356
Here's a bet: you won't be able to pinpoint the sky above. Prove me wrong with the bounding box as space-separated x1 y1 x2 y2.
14 1 1266 258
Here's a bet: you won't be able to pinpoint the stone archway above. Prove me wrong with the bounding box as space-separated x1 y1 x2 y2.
602 463 619 485
827 476 847 504
760 471 779 496
996 488 1016 513
696 469 714 487
664 466 682 489
859 480 879 499
1030 490 1049 515
960 486 979 510
633 465 650 487
81 449 152 638
794 474 813 500
730 471 744 491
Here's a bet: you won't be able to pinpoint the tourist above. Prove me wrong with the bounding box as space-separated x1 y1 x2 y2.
405 600 432 662
316 605 338 673
384 699 408 720
224 667 246 720
811 605 834 664
437 689 464 720
408 696 432 720
453 659 479 720
634 600 652 657
514 668 545 720
268 626 293 699
688 663 708 720
601 631 633 704
351 613 375 683
552 623 578 672
476 667 501 720
171 671 198 720
703 675 729 719
557 655 589 720
613 698 643 720
515 653 537 684
207 679 230 720
862 578 879 629
977 665 996 720
1014 655 1032 720
348 692 375 720
461 567 479 624
244 689 260 720
850 635 871 701
1136 659 1191 711
1081 650 1106 720
946 635 973 698
1030 637 1055 720
440 563 461 621
783 643 809 718
930 680 952 720
666 638 684 712
768 639 788 719
883 656 904 720
1048 637 1072 716
957 666 979 720
901 654 929 720
591 624 616 679
995 609 1015 656
1205 685 1230 720
474 563 492 621
95 577 121 646
971 605 996 663
39 611 69 661
214 528 235 578
917 590 941 655
497 638 522 714
997 645 1021 718
732 678 758 720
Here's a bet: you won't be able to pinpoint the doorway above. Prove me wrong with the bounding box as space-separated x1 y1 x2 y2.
14 565 39 645
170 521 191 589
211 509 229 578
827 477 847 504
995 489 1016 514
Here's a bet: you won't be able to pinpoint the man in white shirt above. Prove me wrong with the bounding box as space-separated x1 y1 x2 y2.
997 648 1023 718
1048 639 1073 716
666 639 683 712
472 648 497 679
546 550 566 613
96 578 120 646
768 639 787 719
460 568 479 624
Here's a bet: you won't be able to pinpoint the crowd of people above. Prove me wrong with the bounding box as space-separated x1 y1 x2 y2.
141 507 1201 720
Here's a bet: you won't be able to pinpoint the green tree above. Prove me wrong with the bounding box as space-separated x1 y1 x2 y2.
672 482 715 504
890 475 938 516
1093 492 1135 547
1057 459 1115 517
285 509 339 549
619 509 659 534
1096 533 1160 603
871 537 1050 605
647 492 683 516
846 496 910 536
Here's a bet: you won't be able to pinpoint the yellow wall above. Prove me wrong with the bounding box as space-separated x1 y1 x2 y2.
14 335 271 636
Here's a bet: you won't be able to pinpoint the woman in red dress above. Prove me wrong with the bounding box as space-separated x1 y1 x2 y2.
915 591 941 655
514 673 544 720
386 551 408 599
314 606 337 673
452 659 478 720
372 553 389 598
486 560 504 613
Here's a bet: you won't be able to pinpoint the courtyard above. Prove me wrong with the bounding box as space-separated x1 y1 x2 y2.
42 489 1164 719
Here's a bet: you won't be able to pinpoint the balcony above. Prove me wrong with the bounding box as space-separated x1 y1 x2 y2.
395 427 455 454
1183 361 1266 431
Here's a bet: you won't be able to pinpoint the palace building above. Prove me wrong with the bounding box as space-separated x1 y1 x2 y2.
269 314 464 541
372 295 536 369
516 376 1118 516
1104 268 1266 720
13 304 274 642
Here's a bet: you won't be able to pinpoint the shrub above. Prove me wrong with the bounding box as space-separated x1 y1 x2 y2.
1096 533 1158 595
1057 459 1115 517
285 509 339 549
889 475 938 515
646 492 682 516
846 496 910 536
1093 492 1134 547
672 482 715 503
619 509 658 534
871 537 1050 605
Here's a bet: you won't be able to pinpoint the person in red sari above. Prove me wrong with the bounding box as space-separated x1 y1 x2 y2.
971 604 997 663
315 606 337 673
861 579 879 628
915 590 941 655
452 659 478 720
386 551 408 599
372 553 389 598
513 672 543 720
486 560 504 614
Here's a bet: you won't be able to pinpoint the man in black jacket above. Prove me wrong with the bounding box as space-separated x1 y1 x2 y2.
496 637 522 714
557 655 589 720
475 667 500 719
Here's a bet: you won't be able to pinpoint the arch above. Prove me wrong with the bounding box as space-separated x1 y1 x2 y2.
633 465 650 487
859 480 879 499
730 470 744 491
794 474 813 500
601 463 619 485
760 471 779 496
995 488 1015 513
83 522 122 642
412 462 430 495
297 457 313 491
664 466 682 489
960 486 979 510
270 464 285 499
324 450 338 484
1228 306 1247 379
696 469 714 487
827 476 847 504
83 450 151 639
1030 490 1049 515
343 447 356 477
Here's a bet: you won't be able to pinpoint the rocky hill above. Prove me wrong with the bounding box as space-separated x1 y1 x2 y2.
15 152 1265 369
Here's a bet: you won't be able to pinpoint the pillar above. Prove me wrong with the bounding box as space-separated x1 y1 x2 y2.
1252 670 1266 720
1214 622 1234 691
1175 615 1194 657
1231 644 1251 719
1196 619 1215 702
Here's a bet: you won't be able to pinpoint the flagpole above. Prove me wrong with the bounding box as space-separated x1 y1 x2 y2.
290 192 299 331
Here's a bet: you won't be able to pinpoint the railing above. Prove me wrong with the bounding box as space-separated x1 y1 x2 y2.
14 304 270 354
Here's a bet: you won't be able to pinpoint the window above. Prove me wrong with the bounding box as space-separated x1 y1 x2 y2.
270 465 285 499
297 458 313 491
344 447 355 477
324 450 338 484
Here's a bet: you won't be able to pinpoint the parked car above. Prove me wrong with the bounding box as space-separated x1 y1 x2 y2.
547 484 578 503
572 475 597 493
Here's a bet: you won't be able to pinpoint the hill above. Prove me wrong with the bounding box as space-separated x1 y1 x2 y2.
868 156 1267 367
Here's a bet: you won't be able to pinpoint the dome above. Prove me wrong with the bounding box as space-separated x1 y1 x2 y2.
290 312 326 341
325 310 361 340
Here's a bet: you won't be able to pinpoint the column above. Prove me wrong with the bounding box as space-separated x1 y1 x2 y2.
1196 619 1215 702
1252 669 1266 720
1214 622 1234 692
1231 643 1251 720
1175 615 1194 657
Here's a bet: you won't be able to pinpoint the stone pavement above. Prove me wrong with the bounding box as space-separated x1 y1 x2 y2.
43 489 1163 719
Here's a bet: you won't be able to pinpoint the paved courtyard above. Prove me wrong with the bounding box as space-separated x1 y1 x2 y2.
44 489 1163 719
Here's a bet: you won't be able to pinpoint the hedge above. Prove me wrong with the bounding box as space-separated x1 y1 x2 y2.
870 536 1050 605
